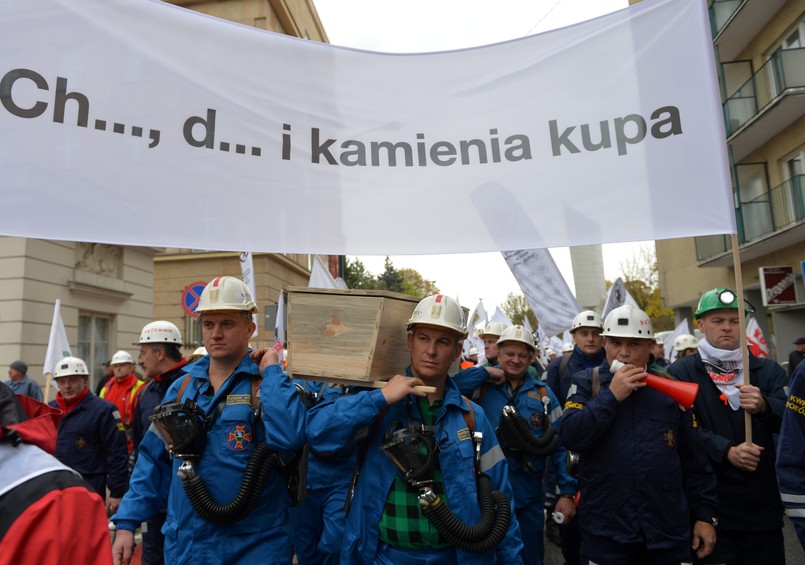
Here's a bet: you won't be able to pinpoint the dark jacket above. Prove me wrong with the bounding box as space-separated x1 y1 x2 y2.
666 351 787 531
561 360 717 550
131 359 188 454
49 393 129 498
545 346 606 404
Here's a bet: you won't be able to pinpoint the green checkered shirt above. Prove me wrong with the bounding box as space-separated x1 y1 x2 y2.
377 396 450 549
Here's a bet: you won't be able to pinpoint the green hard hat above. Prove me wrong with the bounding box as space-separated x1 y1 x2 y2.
694 288 753 319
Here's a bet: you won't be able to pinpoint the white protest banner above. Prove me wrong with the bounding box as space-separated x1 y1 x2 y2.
239 252 258 337
309 255 340 289
503 248 580 338
0 0 733 254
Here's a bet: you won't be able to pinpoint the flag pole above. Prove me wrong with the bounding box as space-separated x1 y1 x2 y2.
730 233 752 445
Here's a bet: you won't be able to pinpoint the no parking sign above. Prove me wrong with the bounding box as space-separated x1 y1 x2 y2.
182 282 208 318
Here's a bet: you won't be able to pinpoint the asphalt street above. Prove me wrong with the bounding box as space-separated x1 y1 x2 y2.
542 515 805 565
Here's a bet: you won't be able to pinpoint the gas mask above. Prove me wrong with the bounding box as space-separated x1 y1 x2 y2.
380 422 438 487
149 400 213 462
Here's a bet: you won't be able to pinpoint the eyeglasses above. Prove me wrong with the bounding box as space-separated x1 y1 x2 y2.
717 289 756 313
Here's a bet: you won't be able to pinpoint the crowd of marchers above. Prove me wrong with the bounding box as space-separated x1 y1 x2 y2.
1 277 803 565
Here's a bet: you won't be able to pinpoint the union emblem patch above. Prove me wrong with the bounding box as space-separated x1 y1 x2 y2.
226 423 252 451
530 412 544 428
663 428 676 447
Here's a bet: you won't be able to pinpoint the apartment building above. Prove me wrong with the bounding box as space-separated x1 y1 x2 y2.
652 0 805 362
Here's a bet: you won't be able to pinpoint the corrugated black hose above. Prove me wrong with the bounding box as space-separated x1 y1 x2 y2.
418 474 511 553
181 442 282 525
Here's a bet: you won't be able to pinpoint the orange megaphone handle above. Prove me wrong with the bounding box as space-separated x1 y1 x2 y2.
642 375 699 410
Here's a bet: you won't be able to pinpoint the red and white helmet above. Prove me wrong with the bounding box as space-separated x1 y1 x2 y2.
137 321 183 345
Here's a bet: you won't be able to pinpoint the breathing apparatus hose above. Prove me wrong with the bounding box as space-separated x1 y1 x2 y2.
418 474 511 553
499 405 559 456
180 442 283 525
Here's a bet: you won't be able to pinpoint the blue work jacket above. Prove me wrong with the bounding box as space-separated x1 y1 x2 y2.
560 360 717 550
112 354 306 563
472 375 576 506
49 392 129 498
305 376 524 565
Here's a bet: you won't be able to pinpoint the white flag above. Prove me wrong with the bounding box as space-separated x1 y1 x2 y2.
490 307 513 327
665 319 691 363
274 290 286 364
308 255 340 289
602 278 639 318
503 248 580 338
43 299 72 395
239 252 259 337
746 317 770 358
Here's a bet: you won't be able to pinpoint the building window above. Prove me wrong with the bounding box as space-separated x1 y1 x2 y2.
78 314 110 392
183 315 203 349
781 18 805 49
785 146 804 179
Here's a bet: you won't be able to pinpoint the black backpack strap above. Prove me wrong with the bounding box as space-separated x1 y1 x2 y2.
558 352 572 381
591 367 601 398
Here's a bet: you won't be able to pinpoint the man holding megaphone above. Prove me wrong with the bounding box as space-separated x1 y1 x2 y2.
560 304 718 565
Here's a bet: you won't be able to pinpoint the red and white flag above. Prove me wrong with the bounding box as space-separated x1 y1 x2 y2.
746 317 769 358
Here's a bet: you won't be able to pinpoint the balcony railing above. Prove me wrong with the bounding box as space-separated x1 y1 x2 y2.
696 175 805 261
709 0 743 38
723 47 805 136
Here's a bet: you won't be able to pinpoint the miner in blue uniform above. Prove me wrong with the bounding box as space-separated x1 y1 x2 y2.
777 360 805 552
306 294 524 564
466 324 576 565
111 276 306 565
130 320 189 565
290 380 356 565
561 305 718 565
50 355 129 516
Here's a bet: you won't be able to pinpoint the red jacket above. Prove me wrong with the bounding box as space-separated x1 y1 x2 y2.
0 390 112 565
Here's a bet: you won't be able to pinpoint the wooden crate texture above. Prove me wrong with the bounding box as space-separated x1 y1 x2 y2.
286 287 420 384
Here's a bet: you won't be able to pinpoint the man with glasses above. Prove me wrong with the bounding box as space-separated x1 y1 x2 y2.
667 288 788 565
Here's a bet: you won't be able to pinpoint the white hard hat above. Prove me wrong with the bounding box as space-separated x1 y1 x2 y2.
601 305 653 339
195 276 258 314
468 347 479 356
673 334 698 352
561 342 574 353
137 321 182 345
479 321 506 338
497 325 536 352
545 348 556 356
192 346 207 357
570 310 603 332
110 350 134 365
406 294 467 338
54 356 89 378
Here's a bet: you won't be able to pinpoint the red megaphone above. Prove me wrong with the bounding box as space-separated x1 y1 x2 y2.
643 375 699 409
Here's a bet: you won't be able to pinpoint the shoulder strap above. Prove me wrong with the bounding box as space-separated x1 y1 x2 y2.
558 352 572 380
174 374 192 403
592 367 601 398
461 395 475 434
476 382 489 401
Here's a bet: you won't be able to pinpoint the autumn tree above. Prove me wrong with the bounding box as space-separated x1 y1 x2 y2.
501 292 538 329
399 268 439 298
344 258 380 290
618 244 674 331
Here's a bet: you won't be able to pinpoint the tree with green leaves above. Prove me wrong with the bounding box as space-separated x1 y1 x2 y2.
343 257 439 298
